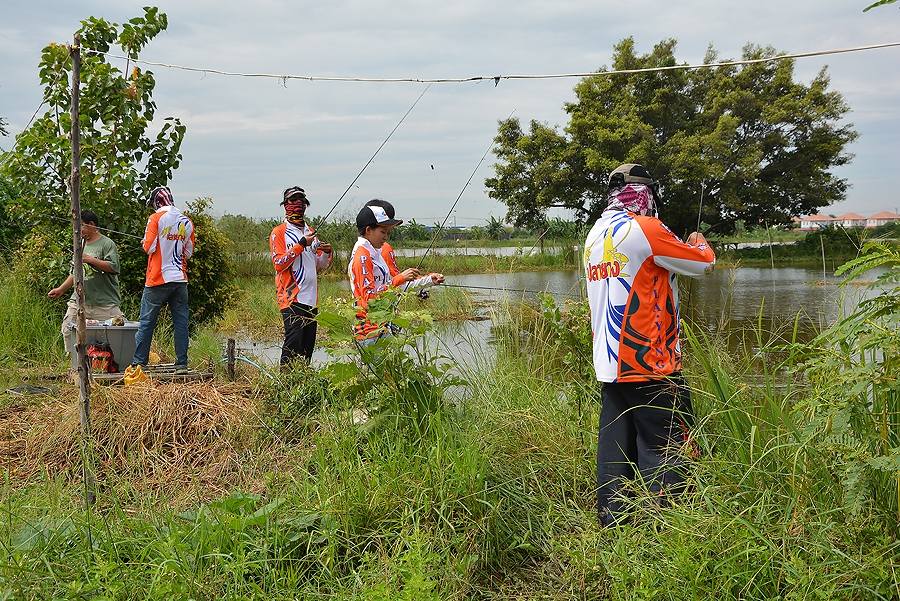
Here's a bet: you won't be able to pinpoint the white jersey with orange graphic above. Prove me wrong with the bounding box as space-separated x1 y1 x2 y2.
269 221 333 309
141 205 195 286
347 238 432 340
584 209 715 383
380 242 435 290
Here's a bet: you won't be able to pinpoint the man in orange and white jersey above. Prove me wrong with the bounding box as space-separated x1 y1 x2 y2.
270 186 333 365
584 164 715 526
132 186 195 373
348 203 444 345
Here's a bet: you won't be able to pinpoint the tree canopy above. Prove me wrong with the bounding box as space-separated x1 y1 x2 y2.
485 38 857 237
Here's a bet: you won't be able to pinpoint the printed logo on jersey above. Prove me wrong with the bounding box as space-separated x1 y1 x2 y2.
586 229 629 281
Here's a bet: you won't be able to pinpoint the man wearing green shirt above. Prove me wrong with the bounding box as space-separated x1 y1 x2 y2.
48 210 125 354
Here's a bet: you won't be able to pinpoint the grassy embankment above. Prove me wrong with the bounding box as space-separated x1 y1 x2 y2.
717 224 900 268
1 243 897 599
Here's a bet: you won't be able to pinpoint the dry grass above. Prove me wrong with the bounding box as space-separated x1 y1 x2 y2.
1 381 289 499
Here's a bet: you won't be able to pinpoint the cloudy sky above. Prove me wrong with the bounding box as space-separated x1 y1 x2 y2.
1 1 898 224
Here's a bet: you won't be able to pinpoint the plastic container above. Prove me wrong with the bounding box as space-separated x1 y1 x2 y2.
66 321 140 373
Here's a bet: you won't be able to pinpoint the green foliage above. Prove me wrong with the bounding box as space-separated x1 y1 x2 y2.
0 9 235 330
1 7 184 241
216 213 279 253
0 271 64 365
182 197 237 328
485 215 505 240
486 38 857 236
794 241 900 524
0 174 26 252
864 0 899 11
261 361 338 441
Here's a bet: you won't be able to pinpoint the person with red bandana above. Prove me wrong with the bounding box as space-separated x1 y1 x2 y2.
584 164 715 526
269 186 333 365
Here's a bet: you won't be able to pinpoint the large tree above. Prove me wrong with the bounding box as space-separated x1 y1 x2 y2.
485 38 857 236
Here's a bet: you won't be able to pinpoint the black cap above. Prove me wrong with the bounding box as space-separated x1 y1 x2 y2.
356 205 403 230
365 198 395 219
281 186 310 205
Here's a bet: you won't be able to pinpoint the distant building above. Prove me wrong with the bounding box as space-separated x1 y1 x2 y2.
837 212 867 228
798 211 899 231
866 211 900 228
798 214 838 230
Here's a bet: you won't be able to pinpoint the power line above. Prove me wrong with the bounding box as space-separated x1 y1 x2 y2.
81 41 900 84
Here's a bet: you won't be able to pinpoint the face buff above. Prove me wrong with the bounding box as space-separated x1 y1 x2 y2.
284 198 307 228
607 183 655 216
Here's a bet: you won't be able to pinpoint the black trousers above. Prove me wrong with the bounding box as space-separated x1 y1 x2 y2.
280 303 318 365
596 374 696 524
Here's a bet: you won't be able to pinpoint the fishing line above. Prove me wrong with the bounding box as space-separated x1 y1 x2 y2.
442 282 580 298
318 84 432 224
45 214 144 240
413 110 514 273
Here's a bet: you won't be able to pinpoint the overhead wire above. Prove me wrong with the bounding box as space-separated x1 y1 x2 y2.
81 41 900 84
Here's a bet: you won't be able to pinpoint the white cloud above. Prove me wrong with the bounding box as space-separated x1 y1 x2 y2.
1 0 899 219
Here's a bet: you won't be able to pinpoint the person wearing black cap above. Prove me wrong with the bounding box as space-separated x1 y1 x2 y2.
584 163 715 526
348 202 444 344
364 199 440 290
270 186 333 365
48 210 124 355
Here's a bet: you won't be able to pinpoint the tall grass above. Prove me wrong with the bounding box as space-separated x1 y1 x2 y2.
0 272 64 367
1 245 898 599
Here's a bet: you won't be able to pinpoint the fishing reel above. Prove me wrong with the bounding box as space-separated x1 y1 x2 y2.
416 288 430 301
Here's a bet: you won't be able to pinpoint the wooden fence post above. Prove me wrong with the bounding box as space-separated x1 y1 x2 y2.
69 34 96 508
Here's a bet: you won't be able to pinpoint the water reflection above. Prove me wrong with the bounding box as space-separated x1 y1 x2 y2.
236 266 880 367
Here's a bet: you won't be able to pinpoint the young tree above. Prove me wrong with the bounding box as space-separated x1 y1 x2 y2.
1 8 234 327
485 38 857 236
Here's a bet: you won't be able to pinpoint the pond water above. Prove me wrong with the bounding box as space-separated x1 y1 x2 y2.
236 266 880 367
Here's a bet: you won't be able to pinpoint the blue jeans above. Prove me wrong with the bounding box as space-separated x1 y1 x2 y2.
133 282 189 367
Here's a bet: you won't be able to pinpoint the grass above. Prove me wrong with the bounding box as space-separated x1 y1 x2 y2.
1 246 898 599
232 246 576 278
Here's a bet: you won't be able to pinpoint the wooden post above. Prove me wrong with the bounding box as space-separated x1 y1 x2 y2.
69 35 96 508
226 338 236 381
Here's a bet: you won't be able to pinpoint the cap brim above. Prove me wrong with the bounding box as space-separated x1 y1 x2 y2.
381 218 403 226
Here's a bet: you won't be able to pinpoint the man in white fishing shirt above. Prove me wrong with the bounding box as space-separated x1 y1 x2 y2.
584 164 715 526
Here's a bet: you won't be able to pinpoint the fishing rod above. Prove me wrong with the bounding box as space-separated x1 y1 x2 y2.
412 109 514 274
317 83 432 224
442 282 580 298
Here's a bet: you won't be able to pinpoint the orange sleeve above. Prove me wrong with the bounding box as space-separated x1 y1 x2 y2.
638 216 716 277
382 243 400 276
142 212 161 255
269 224 303 273
350 247 380 311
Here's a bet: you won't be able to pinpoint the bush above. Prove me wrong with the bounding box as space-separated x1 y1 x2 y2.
182 197 237 329
10 197 236 333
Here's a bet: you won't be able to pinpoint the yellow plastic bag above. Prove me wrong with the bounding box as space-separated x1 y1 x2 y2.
123 364 149 386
